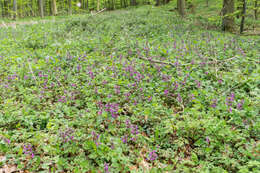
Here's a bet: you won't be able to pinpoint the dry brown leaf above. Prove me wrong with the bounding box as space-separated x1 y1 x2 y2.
129 165 138 171
0 164 17 173
139 160 150 172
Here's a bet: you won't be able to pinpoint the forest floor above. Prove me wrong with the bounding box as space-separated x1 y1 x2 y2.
0 2 259 173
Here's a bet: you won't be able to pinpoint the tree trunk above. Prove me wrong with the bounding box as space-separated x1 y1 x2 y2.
236 0 243 19
206 0 209 7
39 0 44 18
3 0 8 17
13 0 17 20
177 0 185 17
240 0 246 34
255 0 258 20
222 0 234 32
52 0 57 15
155 0 160 6
68 0 72 15
97 0 100 11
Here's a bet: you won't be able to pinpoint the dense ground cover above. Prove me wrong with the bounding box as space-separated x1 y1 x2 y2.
0 4 259 173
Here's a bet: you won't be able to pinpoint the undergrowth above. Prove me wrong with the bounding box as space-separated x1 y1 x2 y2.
0 5 259 173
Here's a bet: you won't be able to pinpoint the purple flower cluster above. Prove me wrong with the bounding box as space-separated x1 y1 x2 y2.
97 101 120 118
122 120 139 144
2 138 10 144
130 125 139 135
121 135 128 144
237 99 244 110
92 131 101 146
104 163 110 173
59 128 74 143
205 136 210 145
164 89 169 96
211 99 217 108
58 96 67 103
114 85 120 94
88 71 95 79
105 103 119 118
8 74 18 80
226 93 235 113
23 144 34 158
148 150 158 161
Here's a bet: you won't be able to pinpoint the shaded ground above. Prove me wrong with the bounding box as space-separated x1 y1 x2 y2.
0 20 51 28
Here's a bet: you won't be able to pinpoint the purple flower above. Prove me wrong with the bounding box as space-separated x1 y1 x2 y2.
190 94 195 101
173 82 179 90
23 144 34 158
228 107 232 113
104 163 110 173
195 80 201 88
24 75 29 80
121 135 128 144
226 93 235 112
125 119 131 128
133 99 138 106
211 99 217 108
60 128 75 143
105 103 119 118
114 85 120 94
131 125 139 135
177 93 182 103
88 71 94 79
58 96 66 103
148 150 158 161
4 138 10 144
205 136 210 145
124 92 131 100
237 99 244 110
92 131 101 146
164 89 169 96
77 65 81 72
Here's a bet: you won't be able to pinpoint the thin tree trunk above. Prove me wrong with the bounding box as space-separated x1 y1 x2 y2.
52 0 57 15
222 0 234 32
39 0 44 18
236 0 243 19
155 0 160 6
206 0 209 7
13 0 17 20
177 0 185 17
240 0 246 34
255 0 258 20
3 0 8 17
68 0 72 15
97 0 100 11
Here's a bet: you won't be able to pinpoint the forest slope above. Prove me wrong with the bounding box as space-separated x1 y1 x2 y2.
0 5 259 173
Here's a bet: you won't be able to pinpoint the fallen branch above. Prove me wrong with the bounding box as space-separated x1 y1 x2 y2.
137 56 176 67
91 8 106 16
137 55 241 67
219 78 250 96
